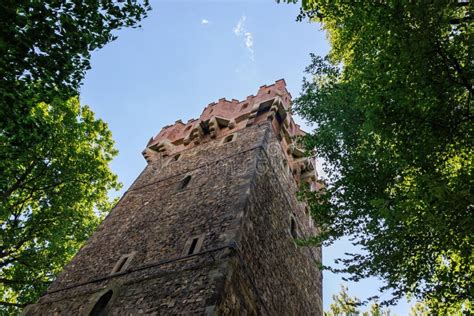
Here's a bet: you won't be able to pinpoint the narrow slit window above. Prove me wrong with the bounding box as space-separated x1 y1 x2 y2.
89 290 113 316
111 252 136 274
115 257 128 273
178 175 191 190
290 217 298 239
182 234 204 256
188 238 199 255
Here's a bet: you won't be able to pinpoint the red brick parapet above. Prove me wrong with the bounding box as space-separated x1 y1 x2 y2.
142 79 317 186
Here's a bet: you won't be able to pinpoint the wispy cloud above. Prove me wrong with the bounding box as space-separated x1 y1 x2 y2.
233 16 245 35
233 15 254 61
201 19 209 25
244 32 254 57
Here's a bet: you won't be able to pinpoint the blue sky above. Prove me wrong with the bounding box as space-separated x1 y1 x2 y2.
80 1 410 314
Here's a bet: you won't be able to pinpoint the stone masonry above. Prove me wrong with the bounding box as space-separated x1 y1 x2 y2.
25 79 323 315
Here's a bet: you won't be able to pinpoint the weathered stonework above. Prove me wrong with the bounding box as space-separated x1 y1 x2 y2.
25 79 323 315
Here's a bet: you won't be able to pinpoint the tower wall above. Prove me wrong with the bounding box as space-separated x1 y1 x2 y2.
25 80 322 315
215 125 322 314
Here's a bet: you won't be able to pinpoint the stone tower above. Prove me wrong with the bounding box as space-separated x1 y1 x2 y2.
25 79 323 315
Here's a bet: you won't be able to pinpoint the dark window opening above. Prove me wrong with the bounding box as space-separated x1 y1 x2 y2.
89 290 113 316
200 121 210 135
111 252 136 274
178 175 191 190
275 112 284 124
173 154 181 161
112 252 137 274
223 134 234 143
290 217 298 239
256 100 272 117
183 234 204 256
115 257 128 273
188 237 199 255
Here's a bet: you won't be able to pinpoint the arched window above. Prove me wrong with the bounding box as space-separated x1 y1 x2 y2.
89 290 113 316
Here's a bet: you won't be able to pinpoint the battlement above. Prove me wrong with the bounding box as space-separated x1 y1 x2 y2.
143 79 316 185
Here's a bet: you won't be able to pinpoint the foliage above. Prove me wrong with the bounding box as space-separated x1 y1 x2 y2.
0 0 150 312
326 286 471 316
409 299 472 316
0 0 150 118
0 97 121 311
408 302 430 316
325 285 392 316
287 0 473 312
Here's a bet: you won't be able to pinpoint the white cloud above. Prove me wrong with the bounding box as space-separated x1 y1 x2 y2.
244 32 254 61
201 19 209 25
233 15 254 61
233 16 246 35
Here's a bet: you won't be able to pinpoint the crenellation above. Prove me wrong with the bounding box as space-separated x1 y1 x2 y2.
146 79 296 158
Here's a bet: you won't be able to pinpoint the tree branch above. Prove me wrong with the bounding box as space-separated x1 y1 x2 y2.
0 277 49 286
435 42 473 95
0 300 26 308
1 160 37 202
